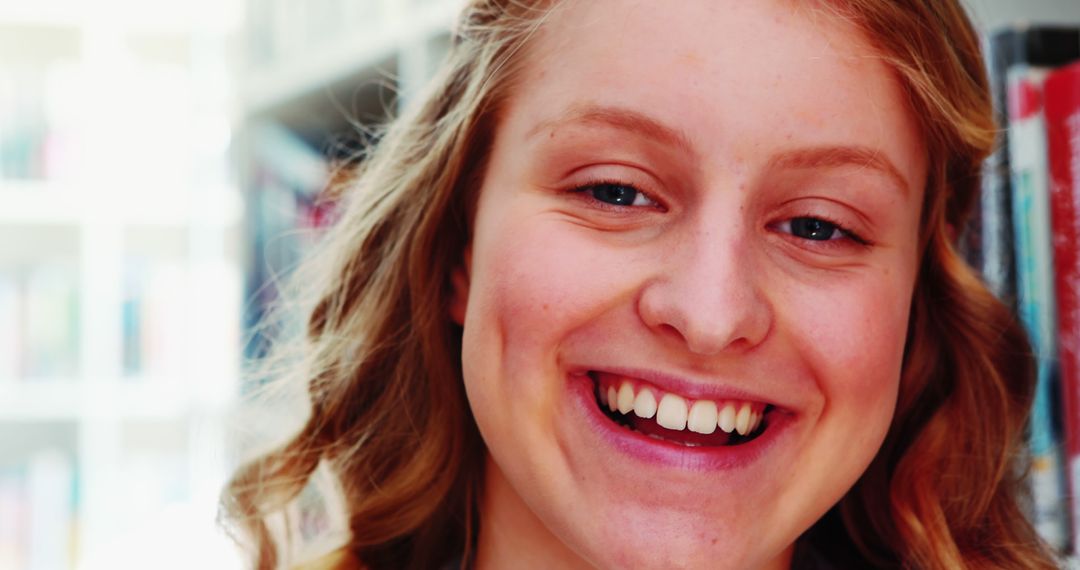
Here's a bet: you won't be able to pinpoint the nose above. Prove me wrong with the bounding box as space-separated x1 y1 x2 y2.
637 226 773 355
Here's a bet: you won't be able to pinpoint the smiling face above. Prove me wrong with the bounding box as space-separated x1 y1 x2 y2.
450 0 927 567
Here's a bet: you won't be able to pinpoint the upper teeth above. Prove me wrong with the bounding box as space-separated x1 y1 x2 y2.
598 378 764 436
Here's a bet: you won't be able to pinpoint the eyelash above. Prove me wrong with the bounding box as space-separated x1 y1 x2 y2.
569 179 663 210
771 214 871 248
569 179 871 247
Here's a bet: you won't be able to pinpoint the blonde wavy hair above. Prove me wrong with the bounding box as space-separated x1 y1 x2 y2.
222 1 1059 568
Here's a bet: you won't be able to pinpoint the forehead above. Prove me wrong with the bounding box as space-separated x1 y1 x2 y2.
498 0 926 195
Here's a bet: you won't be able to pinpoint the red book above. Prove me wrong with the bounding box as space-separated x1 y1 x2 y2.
1045 58 1080 547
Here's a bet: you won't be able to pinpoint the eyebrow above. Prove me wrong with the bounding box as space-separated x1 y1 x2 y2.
767 146 911 196
526 104 696 156
528 104 911 196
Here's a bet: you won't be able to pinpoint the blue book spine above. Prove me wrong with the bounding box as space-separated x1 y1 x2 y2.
1007 65 1068 551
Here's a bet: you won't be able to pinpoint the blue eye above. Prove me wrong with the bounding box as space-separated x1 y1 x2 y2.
776 216 870 246
789 217 841 241
584 183 654 207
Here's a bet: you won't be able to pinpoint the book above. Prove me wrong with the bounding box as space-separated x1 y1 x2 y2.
0 450 75 570
242 122 333 364
0 467 24 569
122 257 189 380
25 450 74 570
0 273 19 380
22 262 79 380
0 64 78 181
1008 62 1070 552
988 26 1080 551
980 26 1080 305
1046 59 1080 555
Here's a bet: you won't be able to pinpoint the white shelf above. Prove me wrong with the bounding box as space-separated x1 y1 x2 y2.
0 378 232 422
0 179 242 226
0 2 84 29
0 0 238 35
0 180 88 225
241 0 461 117
0 381 81 421
0 12 243 570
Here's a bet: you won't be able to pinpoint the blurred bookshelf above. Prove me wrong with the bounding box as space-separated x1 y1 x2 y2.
227 2 459 559
0 2 242 569
0 0 468 567
235 0 457 366
240 0 458 119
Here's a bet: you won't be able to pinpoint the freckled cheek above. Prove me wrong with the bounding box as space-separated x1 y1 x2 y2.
471 221 635 373
788 278 911 404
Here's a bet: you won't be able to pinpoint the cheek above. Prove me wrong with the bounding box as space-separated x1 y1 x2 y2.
461 214 633 408
783 271 911 406
775 271 913 508
468 220 626 358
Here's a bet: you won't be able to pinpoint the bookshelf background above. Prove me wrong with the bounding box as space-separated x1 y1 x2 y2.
3 0 1080 569
0 0 243 568
235 0 455 367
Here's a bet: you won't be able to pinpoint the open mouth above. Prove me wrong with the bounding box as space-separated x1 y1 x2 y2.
590 371 772 447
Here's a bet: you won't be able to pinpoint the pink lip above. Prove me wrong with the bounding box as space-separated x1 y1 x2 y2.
566 372 793 471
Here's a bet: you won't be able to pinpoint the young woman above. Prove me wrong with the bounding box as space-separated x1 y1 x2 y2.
223 0 1060 568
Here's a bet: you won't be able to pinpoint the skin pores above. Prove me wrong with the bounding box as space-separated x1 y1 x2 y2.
450 0 927 568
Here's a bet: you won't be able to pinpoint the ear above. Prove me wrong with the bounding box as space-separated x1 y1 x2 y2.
449 246 472 325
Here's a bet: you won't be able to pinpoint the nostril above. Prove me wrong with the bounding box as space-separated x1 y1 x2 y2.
642 298 769 356
658 323 684 341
